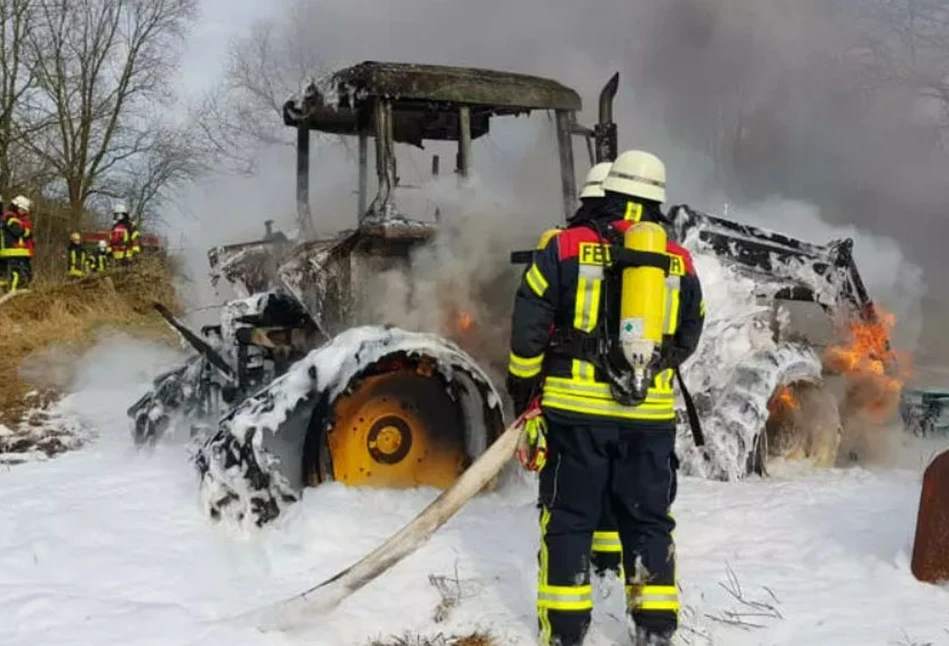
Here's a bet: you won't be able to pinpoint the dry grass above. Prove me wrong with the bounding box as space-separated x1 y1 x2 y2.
367 633 496 646
0 253 182 426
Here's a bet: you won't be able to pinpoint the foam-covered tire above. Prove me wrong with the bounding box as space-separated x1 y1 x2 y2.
677 342 825 481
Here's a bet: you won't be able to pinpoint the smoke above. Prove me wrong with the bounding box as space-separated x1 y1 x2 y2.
355 164 561 388
19 331 187 396
169 0 948 372
727 197 927 352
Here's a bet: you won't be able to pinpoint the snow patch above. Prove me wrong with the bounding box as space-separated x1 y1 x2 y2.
2 344 946 646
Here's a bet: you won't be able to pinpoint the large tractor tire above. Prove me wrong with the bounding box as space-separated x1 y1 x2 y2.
195 326 505 528
757 379 842 474
678 342 838 480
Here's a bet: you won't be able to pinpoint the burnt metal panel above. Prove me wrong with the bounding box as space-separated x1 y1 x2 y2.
283 61 582 145
332 61 582 111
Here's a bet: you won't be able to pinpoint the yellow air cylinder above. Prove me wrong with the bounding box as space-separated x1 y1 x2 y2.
619 222 668 390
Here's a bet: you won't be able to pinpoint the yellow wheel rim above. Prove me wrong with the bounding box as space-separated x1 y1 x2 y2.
325 368 467 489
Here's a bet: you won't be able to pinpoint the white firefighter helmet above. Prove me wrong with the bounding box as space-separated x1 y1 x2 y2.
579 162 612 200
112 201 129 220
97 239 107 251
11 195 32 212
601 150 666 203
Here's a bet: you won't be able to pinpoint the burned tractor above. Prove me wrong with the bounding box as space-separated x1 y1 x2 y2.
130 61 899 527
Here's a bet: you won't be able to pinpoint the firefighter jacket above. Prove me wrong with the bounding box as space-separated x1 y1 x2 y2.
129 220 141 256
110 222 132 260
87 249 109 273
508 215 705 425
0 210 30 260
67 243 87 277
18 213 34 257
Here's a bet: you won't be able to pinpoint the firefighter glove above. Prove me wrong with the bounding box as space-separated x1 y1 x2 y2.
506 373 541 417
515 398 547 471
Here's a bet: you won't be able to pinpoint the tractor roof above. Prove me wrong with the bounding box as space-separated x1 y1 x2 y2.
282 61 582 145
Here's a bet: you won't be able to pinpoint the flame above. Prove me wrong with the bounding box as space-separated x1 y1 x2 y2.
457 311 473 334
769 385 799 416
822 306 910 419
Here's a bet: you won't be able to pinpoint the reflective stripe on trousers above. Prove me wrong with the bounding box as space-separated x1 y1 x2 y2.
538 507 594 645
591 531 622 553
627 584 680 613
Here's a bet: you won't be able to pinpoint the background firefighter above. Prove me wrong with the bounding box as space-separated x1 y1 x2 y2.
506 150 706 646
109 202 135 266
128 213 141 258
0 196 35 292
87 239 110 274
529 161 627 580
576 160 626 580
66 232 87 279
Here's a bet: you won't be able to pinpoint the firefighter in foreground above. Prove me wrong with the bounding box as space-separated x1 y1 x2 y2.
66 232 87 279
507 150 705 646
1 196 34 292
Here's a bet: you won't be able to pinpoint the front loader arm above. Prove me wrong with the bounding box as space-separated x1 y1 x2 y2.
666 204 880 329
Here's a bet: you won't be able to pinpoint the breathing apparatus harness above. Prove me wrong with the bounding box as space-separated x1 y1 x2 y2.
510 211 705 446
552 216 671 404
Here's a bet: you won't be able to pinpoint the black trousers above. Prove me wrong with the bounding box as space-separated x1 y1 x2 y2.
591 495 622 576
4 258 31 291
537 413 679 646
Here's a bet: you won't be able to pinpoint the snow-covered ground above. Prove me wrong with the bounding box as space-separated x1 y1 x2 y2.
1 336 948 646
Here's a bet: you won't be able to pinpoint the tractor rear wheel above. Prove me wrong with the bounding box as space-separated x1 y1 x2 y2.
322 367 468 489
759 380 842 474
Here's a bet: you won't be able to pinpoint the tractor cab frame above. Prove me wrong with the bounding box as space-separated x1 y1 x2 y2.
282 60 618 235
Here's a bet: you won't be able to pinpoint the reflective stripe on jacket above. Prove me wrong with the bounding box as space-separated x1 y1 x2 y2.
111 223 130 259
508 210 705 424
0 213 30 258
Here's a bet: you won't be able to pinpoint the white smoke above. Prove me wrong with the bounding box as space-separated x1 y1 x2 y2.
723 197 926 353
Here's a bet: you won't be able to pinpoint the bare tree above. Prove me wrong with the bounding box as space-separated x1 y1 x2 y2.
0 0 41 194
198 0 330 173
857 0 949 137
88 121 207 227
22 0 199 225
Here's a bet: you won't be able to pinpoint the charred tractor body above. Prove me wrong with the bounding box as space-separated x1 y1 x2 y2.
129 61 902 526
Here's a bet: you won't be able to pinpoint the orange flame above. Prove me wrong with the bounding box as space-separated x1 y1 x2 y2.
822 306 910 419
457 311 473 333
769 385 799 415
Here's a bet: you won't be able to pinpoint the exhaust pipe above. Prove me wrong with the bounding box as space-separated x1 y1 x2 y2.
595 72 620 163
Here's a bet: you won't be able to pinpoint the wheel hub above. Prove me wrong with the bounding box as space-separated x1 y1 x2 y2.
367 416 412 464
321 367 468 489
